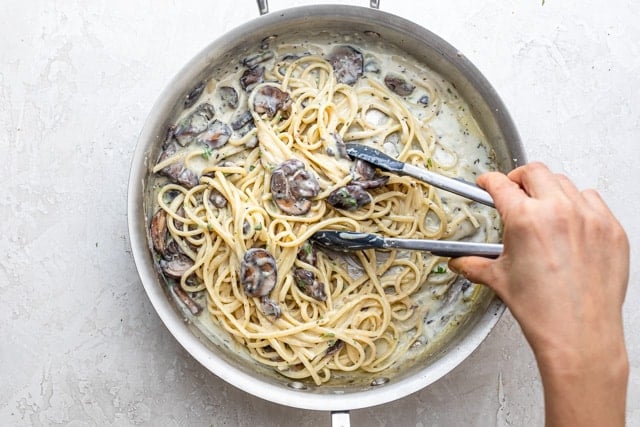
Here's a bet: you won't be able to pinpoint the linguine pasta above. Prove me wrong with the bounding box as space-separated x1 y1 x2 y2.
149 34 500 385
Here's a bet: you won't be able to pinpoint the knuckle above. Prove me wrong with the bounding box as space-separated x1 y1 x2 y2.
543 198 575 225
582 188 600 198
584 212 606 234
555 173 571 184
610 222 630 250
526 161 548 173
580 207 628 249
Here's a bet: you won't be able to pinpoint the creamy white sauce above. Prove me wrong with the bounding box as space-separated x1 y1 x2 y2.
152 30 502 385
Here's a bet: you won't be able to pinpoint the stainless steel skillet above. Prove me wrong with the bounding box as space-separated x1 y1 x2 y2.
127 1 525 425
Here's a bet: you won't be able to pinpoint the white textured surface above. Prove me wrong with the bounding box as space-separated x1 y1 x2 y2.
1 0 639 425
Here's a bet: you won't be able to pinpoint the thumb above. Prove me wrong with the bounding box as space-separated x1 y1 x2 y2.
448 256 498 290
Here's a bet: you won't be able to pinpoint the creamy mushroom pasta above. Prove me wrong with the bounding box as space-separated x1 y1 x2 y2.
149 31 500 385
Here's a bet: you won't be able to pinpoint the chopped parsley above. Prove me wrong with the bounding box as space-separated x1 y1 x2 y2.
432 265 447 274
202 145 213 160
304 242 312 256
426 158 434 169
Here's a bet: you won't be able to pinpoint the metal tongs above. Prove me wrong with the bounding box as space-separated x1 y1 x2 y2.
345 144 495 207
311 144 503 258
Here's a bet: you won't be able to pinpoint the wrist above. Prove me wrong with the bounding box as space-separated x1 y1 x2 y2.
532 321 628 380
536 341 629 386
533 330 629 427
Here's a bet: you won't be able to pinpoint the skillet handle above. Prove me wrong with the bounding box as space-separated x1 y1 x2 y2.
256 1 380 15
331 411 351 427
257 0 268 15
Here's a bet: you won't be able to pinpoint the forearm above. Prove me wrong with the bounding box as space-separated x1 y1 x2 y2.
536 335 629 427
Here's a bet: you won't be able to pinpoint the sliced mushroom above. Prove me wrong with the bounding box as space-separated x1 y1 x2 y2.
327 45 363 85
441 274 470 308
175 206 190 231
242 50 275 68
297 241 317 266
326 339 344 356
173 285 203 315
160 254 194 279
157 142 181 175
354 159 376 181
326 184 372 211
184 81 205 108
163 239 182 258
240 65 265 91
350 157 390 189
231 110 254 130
196 120 232 149
364 60 380 74
242 220 252 236
208 189 228 209
355 175 389 190
173 103 216 146
157 143 200 188
177 168 199 188
290 173 320 199
218 86 239 109
294 268 327 302
270 159 320 215
332 132 349 159
384 74 415 97
260 35 277 50
245 134 258 148
260 297 281 319
282 53 301 62
160 161 184 182
252 85 292 118
240 248 278 297
150 209 167 255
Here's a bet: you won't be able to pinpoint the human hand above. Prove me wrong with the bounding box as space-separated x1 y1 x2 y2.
449 162 629 426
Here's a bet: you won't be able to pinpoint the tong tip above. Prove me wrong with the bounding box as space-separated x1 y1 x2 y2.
344 144 404 172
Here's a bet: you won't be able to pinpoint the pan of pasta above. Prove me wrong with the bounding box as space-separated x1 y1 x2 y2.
127 1 525 419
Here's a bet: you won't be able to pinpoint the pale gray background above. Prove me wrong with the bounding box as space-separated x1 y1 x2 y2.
1 0 638 425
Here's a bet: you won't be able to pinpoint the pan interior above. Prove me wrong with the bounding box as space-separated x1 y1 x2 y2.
131 5 522 410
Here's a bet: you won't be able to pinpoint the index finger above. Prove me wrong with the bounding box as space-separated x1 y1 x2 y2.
507 162 566 200
477 171 528 215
